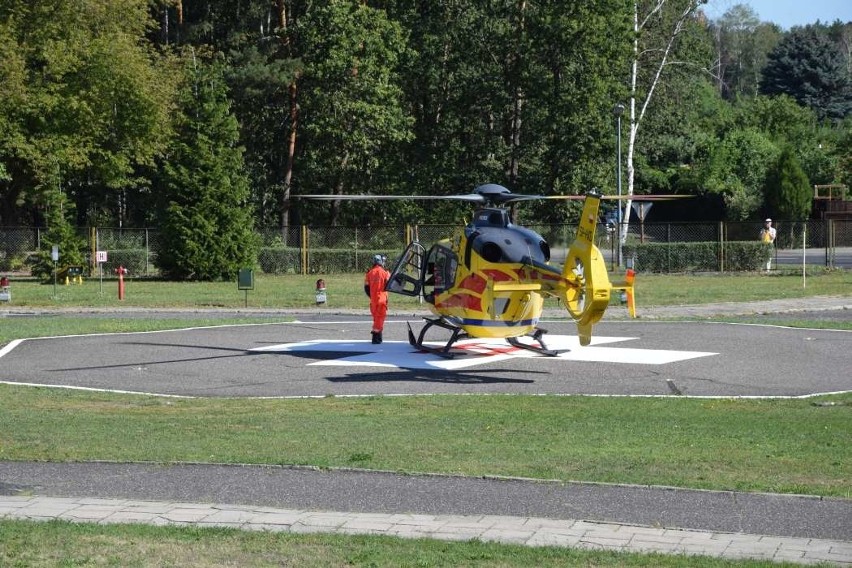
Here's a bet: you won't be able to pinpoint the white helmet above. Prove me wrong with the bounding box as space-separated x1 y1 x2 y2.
373 254 384 266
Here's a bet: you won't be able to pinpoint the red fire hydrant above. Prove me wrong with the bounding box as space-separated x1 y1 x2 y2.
115 266 128 300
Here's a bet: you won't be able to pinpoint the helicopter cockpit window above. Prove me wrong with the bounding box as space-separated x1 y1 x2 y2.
474 209 509 228
423 244 457 304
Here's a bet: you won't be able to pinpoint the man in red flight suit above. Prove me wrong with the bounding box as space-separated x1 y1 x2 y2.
364 254 390 344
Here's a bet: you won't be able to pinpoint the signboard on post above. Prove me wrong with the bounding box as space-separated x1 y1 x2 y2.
238 268 254 290
51 245 59 297
96 251 107 294
631 202 653 244
238 268 254 307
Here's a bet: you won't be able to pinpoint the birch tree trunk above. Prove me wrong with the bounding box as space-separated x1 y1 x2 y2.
506 1 526 186
621 0 707 246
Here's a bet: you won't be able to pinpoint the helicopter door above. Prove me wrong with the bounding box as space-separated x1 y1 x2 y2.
423 244 458 304
386 241 426 297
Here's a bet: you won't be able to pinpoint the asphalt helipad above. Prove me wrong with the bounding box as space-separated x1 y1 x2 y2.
1 313 850 398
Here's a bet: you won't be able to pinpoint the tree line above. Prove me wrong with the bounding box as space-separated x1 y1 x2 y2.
0 1 849 279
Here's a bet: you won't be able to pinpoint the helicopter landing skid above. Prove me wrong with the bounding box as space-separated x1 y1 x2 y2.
506 329 563 357
407 318 469 358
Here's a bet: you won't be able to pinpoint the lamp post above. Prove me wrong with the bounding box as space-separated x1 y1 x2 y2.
613 103 625 268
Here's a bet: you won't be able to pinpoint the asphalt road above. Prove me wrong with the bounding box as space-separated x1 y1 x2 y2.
775 246 852 269
1 461 849 542
588 246 852 269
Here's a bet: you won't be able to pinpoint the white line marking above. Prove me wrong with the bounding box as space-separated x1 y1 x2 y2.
0 338 24 359
0 380 848 400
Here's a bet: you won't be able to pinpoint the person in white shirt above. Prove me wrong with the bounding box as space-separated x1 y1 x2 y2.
759 218 777 271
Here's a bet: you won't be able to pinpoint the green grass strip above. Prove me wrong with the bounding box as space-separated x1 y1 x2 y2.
4 270 850 309
0 518 775 567
1 386 849 497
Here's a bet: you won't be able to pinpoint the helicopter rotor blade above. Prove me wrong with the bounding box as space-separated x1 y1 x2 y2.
297 194 486 203
499 194 547 204
296 191 690 205
542 194 690 201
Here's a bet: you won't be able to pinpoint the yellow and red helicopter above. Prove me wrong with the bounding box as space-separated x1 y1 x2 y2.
304 184 676 356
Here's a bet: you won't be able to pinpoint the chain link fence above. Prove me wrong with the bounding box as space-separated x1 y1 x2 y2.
2 220 850 277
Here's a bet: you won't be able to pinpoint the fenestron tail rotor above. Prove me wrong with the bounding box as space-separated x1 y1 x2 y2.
559 193 614 346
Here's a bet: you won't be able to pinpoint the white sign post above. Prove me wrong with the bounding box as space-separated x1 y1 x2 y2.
51 245 59 297
96 251 108 294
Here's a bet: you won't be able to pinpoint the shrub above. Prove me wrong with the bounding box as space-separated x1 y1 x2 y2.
624 241 767 272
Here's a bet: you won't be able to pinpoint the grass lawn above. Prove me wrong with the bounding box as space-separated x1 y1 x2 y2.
4 268 850 310
0 386 849 497
0 519 779 567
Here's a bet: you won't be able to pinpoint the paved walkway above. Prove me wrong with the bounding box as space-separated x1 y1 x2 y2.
2 296 851 565
2 494 850 565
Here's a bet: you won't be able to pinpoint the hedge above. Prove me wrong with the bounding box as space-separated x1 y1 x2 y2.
623 241 770 272
258 247 402 274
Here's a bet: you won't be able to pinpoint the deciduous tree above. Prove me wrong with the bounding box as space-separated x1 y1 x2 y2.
296 1 413 226
0 0 177 227
621 0 710 240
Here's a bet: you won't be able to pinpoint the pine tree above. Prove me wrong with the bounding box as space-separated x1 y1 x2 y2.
155 57 258 280
31 190 86 281
764 147 812 221
760 25 852 121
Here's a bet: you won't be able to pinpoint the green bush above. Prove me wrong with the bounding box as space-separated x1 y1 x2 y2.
0 252 29 272
624 241 767 272
105 249 150 276
258 247 300 274
307 249 400 274
258 248 402 274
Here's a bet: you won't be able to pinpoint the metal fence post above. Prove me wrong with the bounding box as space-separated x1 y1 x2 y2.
665 223 670 274
301 225 308 275
826 219 833 268
89 227 96 275
144 228 150 277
